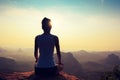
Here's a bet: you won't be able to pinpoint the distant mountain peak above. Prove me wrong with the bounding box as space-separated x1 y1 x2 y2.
104 53 120 65
108 53 119 59
79 50 88 54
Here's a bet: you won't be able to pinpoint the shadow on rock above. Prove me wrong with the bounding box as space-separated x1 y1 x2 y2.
27 72 80 80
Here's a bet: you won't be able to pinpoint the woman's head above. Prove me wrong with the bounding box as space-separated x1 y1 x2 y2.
42 17 52 33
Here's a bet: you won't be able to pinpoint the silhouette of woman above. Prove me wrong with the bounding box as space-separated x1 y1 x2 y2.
34 17 62 76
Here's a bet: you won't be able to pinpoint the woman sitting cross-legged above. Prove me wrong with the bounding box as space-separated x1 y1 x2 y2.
34 17 63 77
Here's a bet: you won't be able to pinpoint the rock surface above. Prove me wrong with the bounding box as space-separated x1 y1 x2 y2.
0 71 81 80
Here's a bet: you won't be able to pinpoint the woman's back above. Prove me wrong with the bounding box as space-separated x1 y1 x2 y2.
34 17 62 76
36 34 56 68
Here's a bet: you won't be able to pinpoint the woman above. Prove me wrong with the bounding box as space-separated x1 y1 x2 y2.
34 17 62 77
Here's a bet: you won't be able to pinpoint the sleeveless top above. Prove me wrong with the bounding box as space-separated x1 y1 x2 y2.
35 33 56 68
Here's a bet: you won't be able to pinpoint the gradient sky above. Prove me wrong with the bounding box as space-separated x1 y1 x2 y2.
0 0 120 51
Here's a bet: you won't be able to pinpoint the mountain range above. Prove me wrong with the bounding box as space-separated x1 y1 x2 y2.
0 47 120 80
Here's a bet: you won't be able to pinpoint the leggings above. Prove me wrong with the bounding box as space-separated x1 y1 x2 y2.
35 66 58 77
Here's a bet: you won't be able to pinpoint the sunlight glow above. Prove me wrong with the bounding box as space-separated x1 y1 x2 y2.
0 0 120 51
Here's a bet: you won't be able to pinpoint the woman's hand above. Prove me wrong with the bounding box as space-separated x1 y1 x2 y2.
35 57 38 63
57 63 63 72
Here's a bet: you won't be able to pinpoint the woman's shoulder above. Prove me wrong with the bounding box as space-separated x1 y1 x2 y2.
35 34 43 39
50 34 58 38
35 34 58 39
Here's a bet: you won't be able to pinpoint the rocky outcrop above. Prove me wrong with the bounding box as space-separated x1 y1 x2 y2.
0 71 81 80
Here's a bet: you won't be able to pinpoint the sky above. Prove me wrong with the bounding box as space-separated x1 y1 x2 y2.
0 0 120 51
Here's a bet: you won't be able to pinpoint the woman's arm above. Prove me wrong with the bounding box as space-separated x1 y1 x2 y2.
54 36 62 64
34 36 38 63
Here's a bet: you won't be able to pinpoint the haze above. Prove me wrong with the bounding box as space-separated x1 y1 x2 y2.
0 0 120 51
